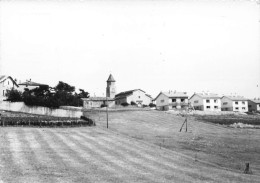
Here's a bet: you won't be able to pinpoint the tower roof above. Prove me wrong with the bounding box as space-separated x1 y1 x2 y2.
107 74 115 82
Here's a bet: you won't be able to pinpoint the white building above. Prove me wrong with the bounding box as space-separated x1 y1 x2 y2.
154 91 189 111
189 93 221 111
221 96 248 112
115 89 152 106
0 75 19 101
248 99 260 112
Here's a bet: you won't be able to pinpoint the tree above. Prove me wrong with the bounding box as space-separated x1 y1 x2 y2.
5 89 23 102
130 101 137 105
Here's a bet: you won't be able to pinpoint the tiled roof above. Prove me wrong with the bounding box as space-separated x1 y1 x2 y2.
249 99 260 104
162 91 188 98
19 81 48 86
81 97 114 101
115 89 145 99
107 74 116 82
223 96 248 101
193 93 221 99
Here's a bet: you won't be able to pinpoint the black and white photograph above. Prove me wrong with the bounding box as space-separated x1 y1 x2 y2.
0 0 259 182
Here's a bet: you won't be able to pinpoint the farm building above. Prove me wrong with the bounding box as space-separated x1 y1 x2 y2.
82 97 114 109
248 99 260 112
189 92 221 111
154 91 188 111
221 96 248 112
18 79 49 92
115 89 152 107
0 75 19 101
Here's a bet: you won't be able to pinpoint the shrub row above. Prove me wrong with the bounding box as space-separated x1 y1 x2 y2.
0 116 95 127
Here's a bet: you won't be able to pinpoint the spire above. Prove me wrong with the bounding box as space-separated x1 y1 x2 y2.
107 74 115 82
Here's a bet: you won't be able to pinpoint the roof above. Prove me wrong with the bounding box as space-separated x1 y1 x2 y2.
0 75 19 87
190 93 221 99
222 96 248 101
107 74 116 82
115 89 145 99
19 81 48 87
154 91 188 101
248 99 260 104
81 97 114 101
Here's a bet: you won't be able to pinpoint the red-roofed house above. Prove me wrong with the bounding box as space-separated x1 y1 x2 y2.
221 96 248 112
154 91 189 110
189 92 221 111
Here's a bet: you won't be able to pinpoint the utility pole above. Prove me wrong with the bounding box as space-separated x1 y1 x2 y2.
106 97 108 128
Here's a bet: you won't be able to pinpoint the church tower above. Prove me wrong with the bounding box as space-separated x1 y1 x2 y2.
106 74 116 98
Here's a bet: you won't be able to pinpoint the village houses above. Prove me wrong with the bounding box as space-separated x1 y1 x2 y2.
18 79 49 92
189 92 221 111
154 91 189 111
221 96 248 112
0 75 19 101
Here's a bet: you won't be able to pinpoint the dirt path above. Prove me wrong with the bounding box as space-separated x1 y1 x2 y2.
0 127 259 183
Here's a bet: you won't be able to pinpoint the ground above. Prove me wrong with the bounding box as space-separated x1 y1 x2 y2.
0 110 259 182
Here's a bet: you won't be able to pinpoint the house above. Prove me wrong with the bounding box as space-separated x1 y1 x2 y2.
82 97 114 109
115 89 152 106
82 74 116 109
154 91 189 111
248 99 260 112
221 96 248 112
189 92 221 111
18 79 49 92
0 75 19 101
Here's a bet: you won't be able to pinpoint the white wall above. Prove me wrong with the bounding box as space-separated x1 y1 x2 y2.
0 78 19 101
232 101 248 112
0 101 82 118
202 99 221 111
155 93 169 108
126 90 152 106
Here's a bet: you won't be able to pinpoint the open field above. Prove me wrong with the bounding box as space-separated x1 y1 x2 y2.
0 127 259 183
86 110 260 176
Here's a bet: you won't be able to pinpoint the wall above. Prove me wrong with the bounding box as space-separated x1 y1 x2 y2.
232 101 248 112
155 93 169 109
248 100 260 112
221 97 233 111
0 101 82 118
202 98 221 111
126 90 152 106
189 94 203 110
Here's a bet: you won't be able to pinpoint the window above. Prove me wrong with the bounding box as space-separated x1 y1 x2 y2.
206 100 210 103
242 101 245 105
206 106 210 109
194 100 198 103
249 105 252 108
172 99 176 102
138 96 141 98
8 81 9 85
223 102 228 105
181 99 185 102
242 107 245 110
214 106 218 109
235 102 238 105
2 90 4 96
235 107 239 110
214 100 217 103
161 99 164 103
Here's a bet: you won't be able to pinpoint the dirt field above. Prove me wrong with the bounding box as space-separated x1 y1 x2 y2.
86 110 260 176
0 110 259 182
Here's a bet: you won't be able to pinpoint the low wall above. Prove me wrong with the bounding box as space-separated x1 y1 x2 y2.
0 101 83 118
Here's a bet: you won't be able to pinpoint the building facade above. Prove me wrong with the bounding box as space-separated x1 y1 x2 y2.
115 89 152 106
221 96 248 112
154 91 189 111
248 99 260 112
0 75 19 101
189 93 221 111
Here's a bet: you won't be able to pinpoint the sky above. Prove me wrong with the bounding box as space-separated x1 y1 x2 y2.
0 0 260 98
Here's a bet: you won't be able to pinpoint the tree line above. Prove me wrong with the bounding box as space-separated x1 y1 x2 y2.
5 81 89 108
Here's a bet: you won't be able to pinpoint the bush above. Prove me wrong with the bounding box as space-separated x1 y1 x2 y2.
130 101 137 105
100 104 107 108
142 104 148 108
121 102 129 107
149 103 156 108
5 89 23 102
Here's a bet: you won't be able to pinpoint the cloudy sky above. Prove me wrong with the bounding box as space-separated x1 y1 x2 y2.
0 0 259 98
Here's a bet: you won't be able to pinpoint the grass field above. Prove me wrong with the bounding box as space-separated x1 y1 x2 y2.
0 110 259 182
86 110 260 176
